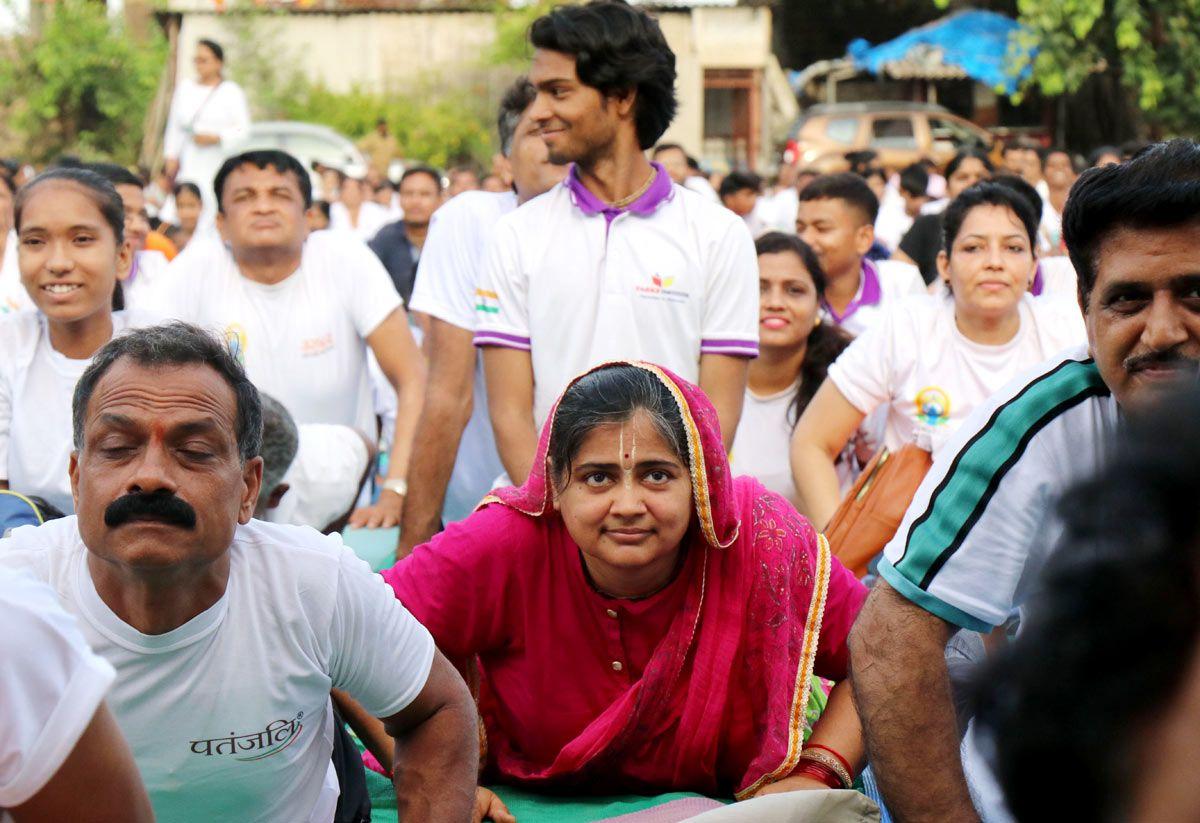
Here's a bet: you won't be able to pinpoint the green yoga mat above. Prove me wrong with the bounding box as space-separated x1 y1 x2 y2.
341 526 400 572
364 766 721 823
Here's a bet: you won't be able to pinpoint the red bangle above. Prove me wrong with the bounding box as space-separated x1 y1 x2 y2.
790 760 843 790
804 743 853 778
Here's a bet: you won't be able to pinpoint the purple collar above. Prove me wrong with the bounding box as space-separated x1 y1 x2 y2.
822 259 882 325
565 162 674 224
1030 263 1045 296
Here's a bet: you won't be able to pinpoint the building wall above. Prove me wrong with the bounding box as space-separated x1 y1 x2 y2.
176 4 789 167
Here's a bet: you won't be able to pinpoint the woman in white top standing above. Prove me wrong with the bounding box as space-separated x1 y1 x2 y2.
730 232 852 508
162 39 250 229
0 168 151 513
791 181 1086 528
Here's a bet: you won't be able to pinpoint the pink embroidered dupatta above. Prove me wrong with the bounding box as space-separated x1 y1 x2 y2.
483 362 833 798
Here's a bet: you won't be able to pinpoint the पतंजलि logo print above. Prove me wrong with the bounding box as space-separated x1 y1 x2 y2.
189 712 304 762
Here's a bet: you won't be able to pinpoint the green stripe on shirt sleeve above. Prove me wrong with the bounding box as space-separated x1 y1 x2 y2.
878 559 994 632
892 359 1106 590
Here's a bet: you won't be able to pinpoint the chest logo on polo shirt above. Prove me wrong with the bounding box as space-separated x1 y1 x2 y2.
300 332 335 357
223 324 247 365
189 711 304 762
635 273 689 304
914 386 951 426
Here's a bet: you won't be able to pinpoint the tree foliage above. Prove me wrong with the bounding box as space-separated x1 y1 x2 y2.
1010 0 1200 135
0 0 166 164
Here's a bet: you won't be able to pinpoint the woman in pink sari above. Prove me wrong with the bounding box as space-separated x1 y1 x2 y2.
381 362 868 815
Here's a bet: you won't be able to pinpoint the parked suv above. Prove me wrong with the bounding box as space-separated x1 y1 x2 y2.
783 102 995 172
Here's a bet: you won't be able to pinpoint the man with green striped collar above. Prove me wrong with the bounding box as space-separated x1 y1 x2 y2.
848 139 1200 822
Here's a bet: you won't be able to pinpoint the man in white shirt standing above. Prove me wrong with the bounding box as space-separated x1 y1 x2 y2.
155 150 425 529
476 0 759 483
398 78 567 554
0 323 478 822
849 138 1200 822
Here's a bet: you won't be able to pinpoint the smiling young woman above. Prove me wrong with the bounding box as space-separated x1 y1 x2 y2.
380 362 871 810
729 232 852 509
0 168 152 513
790 182 1087 531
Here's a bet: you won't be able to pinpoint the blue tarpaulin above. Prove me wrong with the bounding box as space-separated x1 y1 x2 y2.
846 10 1034 95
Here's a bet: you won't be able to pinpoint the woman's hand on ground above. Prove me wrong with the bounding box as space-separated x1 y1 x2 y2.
473 787 516 823
752 775 834 797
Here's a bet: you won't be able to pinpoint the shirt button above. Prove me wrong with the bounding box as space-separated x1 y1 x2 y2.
612 661 624 672
606 609 618 619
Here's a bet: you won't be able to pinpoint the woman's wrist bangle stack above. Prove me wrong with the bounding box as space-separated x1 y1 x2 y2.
797 744 853 789
790 759 844 790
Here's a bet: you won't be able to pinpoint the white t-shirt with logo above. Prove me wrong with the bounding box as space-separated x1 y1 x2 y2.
475 174 759 428
0 567 116 818
827 294 1086 455
0 311 150 513
0 517 435 823
407 190 512 522
155 231 403 437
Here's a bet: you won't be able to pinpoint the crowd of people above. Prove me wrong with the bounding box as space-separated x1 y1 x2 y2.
1 1 1198 821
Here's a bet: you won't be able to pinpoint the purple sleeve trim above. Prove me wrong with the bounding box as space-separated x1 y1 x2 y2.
474 330 532 350
700 341 760 357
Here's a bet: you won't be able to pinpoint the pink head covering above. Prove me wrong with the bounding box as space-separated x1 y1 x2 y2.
474 362 846 798
489 361 739 549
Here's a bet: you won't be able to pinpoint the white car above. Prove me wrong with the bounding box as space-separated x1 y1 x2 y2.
224 121 368 195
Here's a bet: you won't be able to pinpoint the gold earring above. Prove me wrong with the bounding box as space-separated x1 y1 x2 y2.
814 316 822 327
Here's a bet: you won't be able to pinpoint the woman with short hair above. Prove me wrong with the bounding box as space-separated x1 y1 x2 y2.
792 181 1086 529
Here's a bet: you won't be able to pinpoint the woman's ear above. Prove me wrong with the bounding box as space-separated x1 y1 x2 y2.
548 457 562 511
936 249 951 291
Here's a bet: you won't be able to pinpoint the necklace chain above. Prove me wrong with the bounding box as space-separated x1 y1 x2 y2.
607 168 656 209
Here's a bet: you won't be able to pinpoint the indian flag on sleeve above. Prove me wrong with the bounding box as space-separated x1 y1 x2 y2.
475 289 500 315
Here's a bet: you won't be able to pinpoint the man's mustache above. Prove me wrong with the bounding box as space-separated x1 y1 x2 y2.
104 492 197 530
1123 349 1200 374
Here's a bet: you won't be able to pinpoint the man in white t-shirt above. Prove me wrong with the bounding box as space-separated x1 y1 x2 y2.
0 323 478 822
398 77 567 554
0 567 153 822
796 173 925 338
477 1 759 483
848 138 1200 822
153 150 426 530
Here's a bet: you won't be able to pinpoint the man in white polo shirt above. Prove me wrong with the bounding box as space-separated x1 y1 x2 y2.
0 323 477 822
153 150 425 529
476 0 759 483
849 138 1200 822
795 172 925 337
397 77 567 554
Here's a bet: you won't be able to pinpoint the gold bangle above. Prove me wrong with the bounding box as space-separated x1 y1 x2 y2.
798 748 852 789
